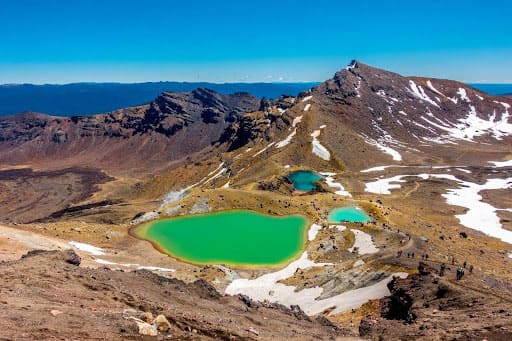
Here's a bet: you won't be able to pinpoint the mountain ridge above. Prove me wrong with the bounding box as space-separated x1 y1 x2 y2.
0 77 510 117
1 61 511 175
0 81 319 116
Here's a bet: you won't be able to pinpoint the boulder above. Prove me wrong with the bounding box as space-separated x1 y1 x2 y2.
140 312 154 323
136 321 158 336
63 249 81 266
154 314 171 332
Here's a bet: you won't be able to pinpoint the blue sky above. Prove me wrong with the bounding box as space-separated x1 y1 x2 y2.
0 0 511 83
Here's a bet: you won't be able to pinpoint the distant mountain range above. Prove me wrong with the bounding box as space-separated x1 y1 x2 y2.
0 81 510 117
467 83 512 96
0 82 318 116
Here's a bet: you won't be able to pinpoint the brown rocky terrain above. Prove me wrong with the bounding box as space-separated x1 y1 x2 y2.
359 262 512 340
0 249 344 340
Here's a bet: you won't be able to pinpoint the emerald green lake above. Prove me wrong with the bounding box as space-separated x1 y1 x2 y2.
134 210 308 267
328 207 371 223
287 170 322 191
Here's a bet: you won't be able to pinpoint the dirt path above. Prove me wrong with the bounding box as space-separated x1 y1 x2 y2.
404 180 421 197
0 224 70 261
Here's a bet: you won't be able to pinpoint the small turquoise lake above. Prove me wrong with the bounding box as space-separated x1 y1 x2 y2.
287 170 323 191
328 207 371 223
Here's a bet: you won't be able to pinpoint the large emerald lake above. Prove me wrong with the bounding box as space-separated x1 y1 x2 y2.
134 210 308 267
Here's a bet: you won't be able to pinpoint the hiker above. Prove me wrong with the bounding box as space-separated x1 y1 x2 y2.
439 263 446 276
411 252 415 258
456 267 464 280
451 256 455 265
397 250 402 258
469 264 474 273
463 261 467 268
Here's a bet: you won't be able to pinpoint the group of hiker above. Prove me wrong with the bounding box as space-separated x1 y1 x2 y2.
439 258 474 280
396 248 473 280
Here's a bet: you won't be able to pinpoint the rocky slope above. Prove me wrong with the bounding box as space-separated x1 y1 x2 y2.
234 61 511 168
0 249 343 340
360 262 512 340
0 88 260 175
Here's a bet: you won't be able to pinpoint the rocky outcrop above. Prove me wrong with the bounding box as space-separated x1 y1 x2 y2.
0 89 261 173
380 275 416 323
359 268 512 340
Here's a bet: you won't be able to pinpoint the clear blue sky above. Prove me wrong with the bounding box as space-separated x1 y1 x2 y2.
0 0 511 84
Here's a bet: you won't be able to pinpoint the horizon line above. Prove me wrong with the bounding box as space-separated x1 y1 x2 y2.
1 80 512 87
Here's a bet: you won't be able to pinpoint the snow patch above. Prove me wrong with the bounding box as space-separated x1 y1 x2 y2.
365 173 512 244
457 88 471 102
94 259 175 272
407 80 440 108
253 142 276 157
292 115 303 127
225 251 407 316
69 241 105 256
364 173 457 195
276 129 297 148
348 229 379 255
443 177 512 244
137 266 176 272
308 224 323 241
355 78 362 98
301 95 313 102
456 168 472 174
320 172 351 197
426 80 445 97
329 225 346 232
364 138 402 161
95 258 116 265
361 165 396 173
203 167 226 184
303 103 311 112
310 129 331 161
421 104 512 142
489 160 512 167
